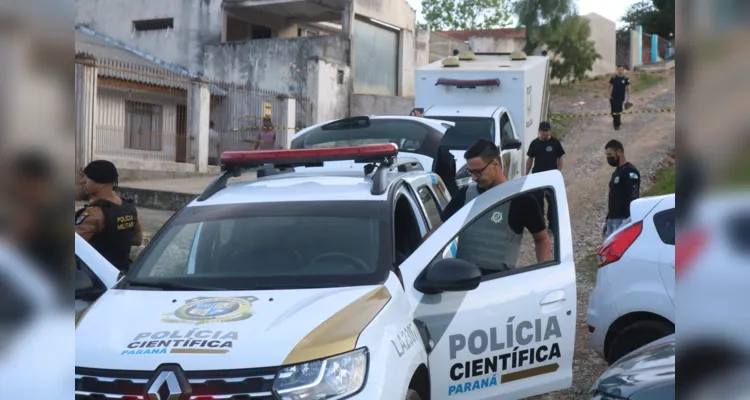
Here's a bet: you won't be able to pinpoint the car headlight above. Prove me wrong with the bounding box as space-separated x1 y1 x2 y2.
273 348 368 400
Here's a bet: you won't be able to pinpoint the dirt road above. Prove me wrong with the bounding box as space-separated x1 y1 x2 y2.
531 74 676 399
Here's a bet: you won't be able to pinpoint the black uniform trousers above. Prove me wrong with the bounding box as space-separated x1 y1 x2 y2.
610 98 624 128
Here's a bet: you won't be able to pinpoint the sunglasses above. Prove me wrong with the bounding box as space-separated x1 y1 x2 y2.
467 161 493 177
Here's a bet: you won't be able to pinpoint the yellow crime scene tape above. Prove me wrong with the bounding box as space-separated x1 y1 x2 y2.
550 108 675 119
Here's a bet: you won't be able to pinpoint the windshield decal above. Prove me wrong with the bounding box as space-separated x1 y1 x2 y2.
162 296 259 325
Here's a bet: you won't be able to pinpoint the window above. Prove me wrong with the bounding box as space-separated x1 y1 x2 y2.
76 256 107 292
128 201 391 290
133 18 174 32
431 180 449 208
441 189 558 278
500 113 515 144
417 186 442 229
425 116 494 150
653 209 675 245
251 24 272 39
125 101 163 151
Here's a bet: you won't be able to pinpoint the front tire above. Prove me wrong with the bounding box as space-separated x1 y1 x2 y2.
607 320 674 364
406 388 422 400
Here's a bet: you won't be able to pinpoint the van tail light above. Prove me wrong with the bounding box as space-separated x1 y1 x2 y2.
596 221 643 268
675 227 707 279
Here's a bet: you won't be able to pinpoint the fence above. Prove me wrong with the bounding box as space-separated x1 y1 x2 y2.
641 32 673 63
75 55 311 178
428 31 470 62
616 33 631 69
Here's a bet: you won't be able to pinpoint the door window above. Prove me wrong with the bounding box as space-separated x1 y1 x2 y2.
499 112 516 144
76 255 108 292
417 185 443 229
441 188 557 278
653 209 675 245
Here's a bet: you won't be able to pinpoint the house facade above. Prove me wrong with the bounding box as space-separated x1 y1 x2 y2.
75 0 425 121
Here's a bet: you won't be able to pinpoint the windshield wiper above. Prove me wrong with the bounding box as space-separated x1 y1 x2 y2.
125 280 226 291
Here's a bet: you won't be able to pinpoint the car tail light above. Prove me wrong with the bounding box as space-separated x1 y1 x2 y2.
596 221 643 268
675 227 707 279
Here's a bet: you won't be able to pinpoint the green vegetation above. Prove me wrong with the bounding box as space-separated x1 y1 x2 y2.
514 0 574 54
642 164 675 197
547 16 602 85
420 0 513 30
617 0 674 41
630 72 667 92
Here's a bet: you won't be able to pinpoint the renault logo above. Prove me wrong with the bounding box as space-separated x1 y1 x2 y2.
146 365 191 400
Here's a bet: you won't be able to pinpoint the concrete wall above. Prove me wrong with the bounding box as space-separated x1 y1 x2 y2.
582 13 616 76
415 29 430 67
309 60 351 122
75 0 222 72
467 37 525 53
204 35 348 94
95 87 184 162
204 35 350 124
351 93 414 116
428 31 470 62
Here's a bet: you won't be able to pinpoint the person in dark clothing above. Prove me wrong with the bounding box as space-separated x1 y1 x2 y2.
603 140 641 237
609 66 631 131
425 139 551 269
75 160 143 273
525 121 565 231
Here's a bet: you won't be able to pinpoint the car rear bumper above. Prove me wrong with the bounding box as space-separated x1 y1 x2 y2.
587 271 618 360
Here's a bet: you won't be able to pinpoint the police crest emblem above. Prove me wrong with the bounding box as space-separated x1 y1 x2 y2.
490 212 504 224
163 296 259 325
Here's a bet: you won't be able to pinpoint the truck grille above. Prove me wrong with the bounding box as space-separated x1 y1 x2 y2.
75 366 279 400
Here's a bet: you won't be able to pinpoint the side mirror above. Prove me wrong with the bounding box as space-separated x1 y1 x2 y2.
414 258 482 295
501 138 522 151
75 269 104 300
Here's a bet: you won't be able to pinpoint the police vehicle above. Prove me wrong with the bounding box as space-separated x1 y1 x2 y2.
75 144 578 400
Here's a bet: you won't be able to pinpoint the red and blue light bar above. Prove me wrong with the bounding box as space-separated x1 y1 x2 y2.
220 143 399 168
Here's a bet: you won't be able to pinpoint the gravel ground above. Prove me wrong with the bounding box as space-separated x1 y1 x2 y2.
528 74 676 399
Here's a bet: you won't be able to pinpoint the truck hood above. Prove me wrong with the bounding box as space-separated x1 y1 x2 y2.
76 285 389 371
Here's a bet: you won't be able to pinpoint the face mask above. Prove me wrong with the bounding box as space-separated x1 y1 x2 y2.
606 156 619 167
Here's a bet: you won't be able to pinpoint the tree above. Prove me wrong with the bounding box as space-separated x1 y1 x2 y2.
545 15 601 84
618 0 674 39
513 0 574 54
421 0 514 30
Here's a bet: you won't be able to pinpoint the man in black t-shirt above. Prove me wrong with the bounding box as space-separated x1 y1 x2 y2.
424 140 551 270
609 66 631 131
603 139 641 237
525 121 564 230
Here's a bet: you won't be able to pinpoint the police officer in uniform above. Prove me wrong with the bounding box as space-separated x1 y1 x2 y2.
525 121 565 231
425 140 551 271
608 65 631 131
75 160 143 273
603 139 641 237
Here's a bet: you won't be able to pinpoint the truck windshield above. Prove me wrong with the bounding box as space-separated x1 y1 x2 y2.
125 201 390 290
425 116 494 150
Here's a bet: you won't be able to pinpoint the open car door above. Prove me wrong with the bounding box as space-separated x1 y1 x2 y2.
399 170 576 399
75 233 119 320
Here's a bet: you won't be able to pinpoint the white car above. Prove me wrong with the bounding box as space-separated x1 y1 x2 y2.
677 191 750 390
587 194 676 365
75 232 120 321
76 144 577 400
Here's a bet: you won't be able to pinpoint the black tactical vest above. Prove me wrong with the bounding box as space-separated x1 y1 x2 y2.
76 199 138 273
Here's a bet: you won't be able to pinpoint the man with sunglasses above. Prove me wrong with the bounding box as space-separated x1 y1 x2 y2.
424 139 552 271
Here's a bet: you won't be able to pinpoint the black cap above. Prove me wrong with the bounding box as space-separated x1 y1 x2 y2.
539 121 551 131
83 160 119 184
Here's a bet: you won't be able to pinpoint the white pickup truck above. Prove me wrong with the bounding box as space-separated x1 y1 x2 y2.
415 52 551 186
